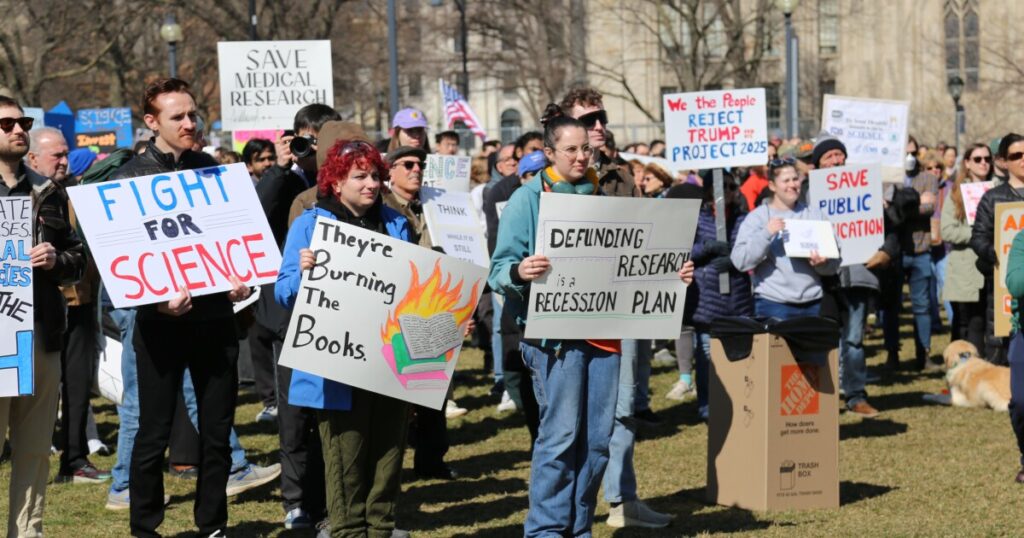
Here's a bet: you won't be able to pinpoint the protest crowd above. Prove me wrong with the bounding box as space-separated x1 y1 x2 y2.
4 63 1024 538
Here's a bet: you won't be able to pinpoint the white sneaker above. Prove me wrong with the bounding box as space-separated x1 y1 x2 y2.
445 401 468 419
665 379 695 401
496 391 517 413
652 348 676 367
606 500 674 528
88 439 111 456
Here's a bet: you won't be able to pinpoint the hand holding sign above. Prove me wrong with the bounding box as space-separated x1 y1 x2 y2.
767 218 785 235
29 242 56 270
226 275 251 303
158 289 192 317
299 248 315 270
517 254 550 282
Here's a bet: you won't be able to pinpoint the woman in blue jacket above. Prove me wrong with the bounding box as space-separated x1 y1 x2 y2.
276 139 412 537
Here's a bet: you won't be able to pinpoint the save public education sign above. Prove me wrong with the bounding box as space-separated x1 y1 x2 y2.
663 88 769 171
218 40 334 131
808 163 884 266
0 197 34 397
67 163 282 308
525 193 700 340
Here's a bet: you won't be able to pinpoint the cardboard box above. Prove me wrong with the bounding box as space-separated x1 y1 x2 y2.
707 330 839 511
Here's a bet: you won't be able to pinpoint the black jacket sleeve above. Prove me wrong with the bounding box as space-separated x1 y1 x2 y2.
483 185 500 255
970 190 996 273
256 164 306 247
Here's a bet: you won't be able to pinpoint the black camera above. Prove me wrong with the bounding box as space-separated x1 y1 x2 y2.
289 135 317 158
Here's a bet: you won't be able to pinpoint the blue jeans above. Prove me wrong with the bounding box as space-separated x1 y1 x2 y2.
492 293 504 383
183 369 248 473
110 308 138 493
521 341 619 538
754 297 821 319
603 340 639 504
840 288 870 406
902 253 934 358
694 331 712 419
931 250 953 327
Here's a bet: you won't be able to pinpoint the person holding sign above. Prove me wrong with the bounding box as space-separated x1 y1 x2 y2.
275 139 413 538
0 95 85 538
731 158 840 319
941 143 993 353
489 104 694 537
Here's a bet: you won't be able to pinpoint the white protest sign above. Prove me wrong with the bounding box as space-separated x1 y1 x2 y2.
961 181 994 225
420 186 489 268
821 95 909 182
782 220 840 259
525 193 699 340
808 164 884 266
278 217 487 409
217 40 334 131
422 154 471 192
663 88 768 170
96 336 123 405
0 197 34 397
67 163 282 308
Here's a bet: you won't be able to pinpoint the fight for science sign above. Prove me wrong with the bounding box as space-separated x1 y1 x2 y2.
663 88 769 170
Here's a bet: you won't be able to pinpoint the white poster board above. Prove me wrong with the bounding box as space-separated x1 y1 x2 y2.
96 336 123 405
217 40 334 131
0 197 34 397
821 95 909 183
808 164 884 266
67 163 282 308
420 186 489 268
422 154 471 192
525 193 699 340
782 220 840 259
278 217 487 409
961 181 994 225
663 88 768 170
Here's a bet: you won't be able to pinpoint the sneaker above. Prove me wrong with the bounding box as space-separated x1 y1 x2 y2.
255 405 278 423
445 401 468 419
105 489 171 511
284 508 312 530
88 439 111 456
1015 469 1024 484
847 400 880 418
633 408 662 426
391 530 411 538
226 463 282 497
606 500 673 528
56 463 111 484
496 391 517 413
651 348 675 367
665 379 695 401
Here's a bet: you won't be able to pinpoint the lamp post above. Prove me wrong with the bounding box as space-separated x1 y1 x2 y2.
387 0 399 119
776 0 800 139
248 0 258 40
159 14 183 79
430 0 469 98
947 75 965 156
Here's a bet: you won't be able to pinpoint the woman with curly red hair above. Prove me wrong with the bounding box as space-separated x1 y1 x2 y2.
275 139 414 537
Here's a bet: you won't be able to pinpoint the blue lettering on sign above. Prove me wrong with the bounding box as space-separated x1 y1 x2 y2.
95 165 232 221
0 331 34 395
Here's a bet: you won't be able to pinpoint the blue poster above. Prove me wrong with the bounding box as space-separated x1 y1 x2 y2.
74 107 133 151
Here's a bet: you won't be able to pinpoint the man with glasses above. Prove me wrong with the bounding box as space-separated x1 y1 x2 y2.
494 144 518 180
0 95 85 537
560 88 637 198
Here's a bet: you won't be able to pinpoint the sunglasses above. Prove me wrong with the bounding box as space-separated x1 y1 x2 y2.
578 110 608 129
970 155 992 164
1008 152 1024 162
769 157 797 168
338 140 375 157
0 117 33 133
394 160 423 171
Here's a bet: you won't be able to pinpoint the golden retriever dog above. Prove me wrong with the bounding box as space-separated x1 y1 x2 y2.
942 340 1011 412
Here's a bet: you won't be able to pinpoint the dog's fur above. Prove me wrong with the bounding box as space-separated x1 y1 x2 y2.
942 340 1011 412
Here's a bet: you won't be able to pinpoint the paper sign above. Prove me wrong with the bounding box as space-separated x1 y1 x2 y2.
961 181 994 225
232 129 284 153
495 201 508 219
0 197 34 397
422 154 471 192
66 163 282 308
217 40 334 131
821 95 909 182
233 285 261 313
808 164 884 266
96 336 123 405
525 193 699 340
277 217 486 409
420 186 488 267
782 220 840 259
994 202 1024 337
663 88 768 170
75 107 132 151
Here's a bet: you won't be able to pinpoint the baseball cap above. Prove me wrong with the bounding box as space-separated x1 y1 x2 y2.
518 150 547 177
392 108 428 130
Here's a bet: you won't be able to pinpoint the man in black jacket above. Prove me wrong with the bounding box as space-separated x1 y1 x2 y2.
0 95 85 537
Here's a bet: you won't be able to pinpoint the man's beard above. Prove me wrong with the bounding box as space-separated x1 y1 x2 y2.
0 145 28 161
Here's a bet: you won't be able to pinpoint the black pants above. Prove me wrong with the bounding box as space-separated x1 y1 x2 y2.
129 318 239 537
58 303 99 474
411 405 449 473
1008 332 1024 467
168 387 200 466
952 299 986 354
983 276 1009 365
277 362 326 517
249 322 279 409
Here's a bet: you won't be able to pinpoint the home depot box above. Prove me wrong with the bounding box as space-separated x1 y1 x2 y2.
706 317 840 511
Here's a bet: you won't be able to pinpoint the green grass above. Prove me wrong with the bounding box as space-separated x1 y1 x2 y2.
9 323 1024 537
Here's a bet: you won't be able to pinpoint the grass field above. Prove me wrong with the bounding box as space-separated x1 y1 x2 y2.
8 322 1024 537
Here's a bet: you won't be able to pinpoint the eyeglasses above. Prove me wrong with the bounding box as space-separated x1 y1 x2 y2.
394 160 423 171
0 117 33 133
1007 152 1024 162
578 110 608 130
769 157 796 169
556 145 594 158
970 155 992 164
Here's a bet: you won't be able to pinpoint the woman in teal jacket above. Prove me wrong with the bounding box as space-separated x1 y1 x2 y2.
276 139 412 537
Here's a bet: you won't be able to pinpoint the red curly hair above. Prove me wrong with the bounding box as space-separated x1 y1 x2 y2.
317 139 389 198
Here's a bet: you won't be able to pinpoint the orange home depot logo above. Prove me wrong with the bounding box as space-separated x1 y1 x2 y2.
780 364 820 416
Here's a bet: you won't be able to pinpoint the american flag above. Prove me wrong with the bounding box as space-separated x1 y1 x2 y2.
439 79 487 141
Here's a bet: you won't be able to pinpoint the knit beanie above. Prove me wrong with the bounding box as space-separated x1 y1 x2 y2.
811 133 847 167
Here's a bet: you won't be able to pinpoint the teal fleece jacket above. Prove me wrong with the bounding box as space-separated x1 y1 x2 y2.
487 174 545 328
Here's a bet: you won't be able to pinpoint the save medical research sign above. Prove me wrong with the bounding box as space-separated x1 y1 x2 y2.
0 197 34 397
277 217 487 410
525 193 700 340
663 88 769 170
218 40 334 131
66 163 282 309
420 186 489 268
821 95 909 182
808 163 884 266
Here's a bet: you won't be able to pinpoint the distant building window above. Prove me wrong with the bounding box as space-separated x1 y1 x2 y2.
820 79 835 99
766 84 782 131
818 0 839 55
945 0 980 90
407 74 422 97
500 109 522 145
502 71 517 95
